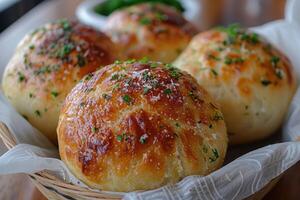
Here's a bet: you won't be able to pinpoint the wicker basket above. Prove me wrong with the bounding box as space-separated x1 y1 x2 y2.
0 122 280 200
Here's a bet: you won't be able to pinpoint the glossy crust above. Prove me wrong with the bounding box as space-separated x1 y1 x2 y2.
57 61 227 192
105 3 198 63
173 26 297 144
2 19 117 144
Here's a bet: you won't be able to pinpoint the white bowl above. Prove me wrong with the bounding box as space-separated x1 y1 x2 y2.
76 0 201 31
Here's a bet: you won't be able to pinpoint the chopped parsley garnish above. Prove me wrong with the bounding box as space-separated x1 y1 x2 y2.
102 93 111 100
58 19 72 31
114 60 122 64
139 134 148 144
116 132 128 142
271 56 280 67
209 148 219 162
150 63 158 68
91 126 98 133
155 12 167 21
139 17 152 25
84 73 93 81
139 57 149 64
275 68 283 79
211 69 218 76
261 79 271 86
111 74 119 81
34 65 52 75
29 93 35 98
77 54 86 67
167 66 181 79
124 59 136 64
224 57 244 65
17 72 25 82
122 94 132 104
175 122 180 128
56 43 74 58
34 110 41 117
51 91 59 98
218 24 260 45
116 134 123 142
189 91 198 100
143 87 150 94
164 88 172 94
209 124 213 129
29 45 35 50
212 112 223 121
208 54 221 61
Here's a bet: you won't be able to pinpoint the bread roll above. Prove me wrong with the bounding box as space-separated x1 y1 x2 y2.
57 60 227 192
173 25 296 144
2 19 117 144
105 3 198 63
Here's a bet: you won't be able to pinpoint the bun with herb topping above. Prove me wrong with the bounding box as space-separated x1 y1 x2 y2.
57 60 227 192
2 19 117 144
173 25 297 144
105 3 198 63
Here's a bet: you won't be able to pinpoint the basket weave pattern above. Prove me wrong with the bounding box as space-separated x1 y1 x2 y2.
0 122 122 200
0 122 281 200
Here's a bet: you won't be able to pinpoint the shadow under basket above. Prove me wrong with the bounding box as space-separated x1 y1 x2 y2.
0 122 281 200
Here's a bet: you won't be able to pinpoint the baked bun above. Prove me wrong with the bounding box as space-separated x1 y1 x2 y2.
173 25 297 144
2 19 117 144
57 60 227 192
105 3 198 63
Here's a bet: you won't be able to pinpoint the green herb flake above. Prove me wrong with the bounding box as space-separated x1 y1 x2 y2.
91 126 98 133
212 112 223 121
102 93 111 100
225 57 244 65
175 122 180 128
111 73 119 81
164 88 172 95
139 17 152 25
139 57 149 64
34 110 41 117
29 93 35 98
56 43 74 58
77 54 86 67
114 60 122 64
122 94 132 104
17 72 25 82
143 87 150 94
209 148 219 162
84 73 93 81
211 69 218 76
116 134 123 142
261 79 271 86
209 124 213 129
150 63 158 68
51 91 59 98
155 12 167 21
275 68 283 79
139 134 148 144
271 56 280 67
29 45 35 50
208 54 221 61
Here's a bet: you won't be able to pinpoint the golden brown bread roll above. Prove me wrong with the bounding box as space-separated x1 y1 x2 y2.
173 25 297 144
2 19 117 144
105 3 198 63
57 60 227 192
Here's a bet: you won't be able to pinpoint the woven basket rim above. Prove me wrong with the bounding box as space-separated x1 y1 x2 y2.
0 121 123 200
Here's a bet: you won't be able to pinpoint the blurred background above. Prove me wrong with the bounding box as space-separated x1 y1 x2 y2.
0 0 287 32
